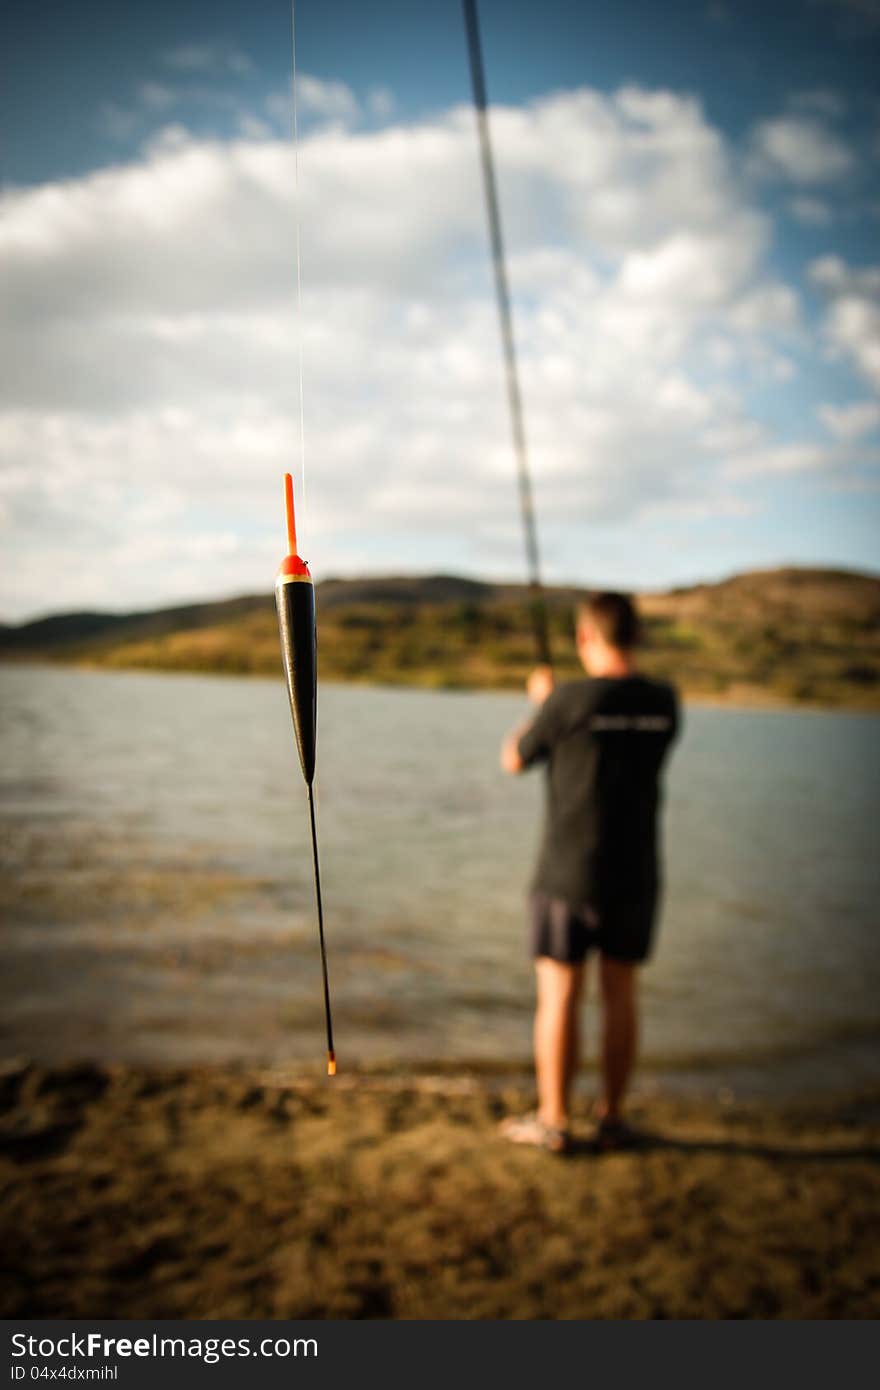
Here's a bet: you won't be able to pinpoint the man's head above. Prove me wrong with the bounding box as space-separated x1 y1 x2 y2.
575 591 640 676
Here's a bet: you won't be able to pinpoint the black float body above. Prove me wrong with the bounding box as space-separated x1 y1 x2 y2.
275 572 317 787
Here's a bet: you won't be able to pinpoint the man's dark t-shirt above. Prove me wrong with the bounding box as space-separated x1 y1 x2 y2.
518 675 679 960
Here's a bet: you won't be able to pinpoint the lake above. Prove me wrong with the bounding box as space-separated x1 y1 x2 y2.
1 664 878 1097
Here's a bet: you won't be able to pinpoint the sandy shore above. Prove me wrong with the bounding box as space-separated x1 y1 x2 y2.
2 1061 879 1319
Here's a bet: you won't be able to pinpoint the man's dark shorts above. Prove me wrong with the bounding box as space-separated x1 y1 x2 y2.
529 892 655 965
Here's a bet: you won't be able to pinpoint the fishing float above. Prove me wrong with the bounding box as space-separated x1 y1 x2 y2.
275 471 336 1076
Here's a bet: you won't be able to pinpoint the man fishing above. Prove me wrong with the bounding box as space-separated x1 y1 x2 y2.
500 591 679 1153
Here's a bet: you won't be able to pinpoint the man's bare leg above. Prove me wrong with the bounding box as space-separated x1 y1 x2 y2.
598 956 637 1121
534 957 584 1130
564 961 586 1094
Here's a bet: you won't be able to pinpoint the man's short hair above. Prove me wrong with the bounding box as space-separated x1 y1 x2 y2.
577 591 641 650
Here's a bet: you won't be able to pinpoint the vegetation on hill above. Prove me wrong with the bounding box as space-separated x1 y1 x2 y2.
1 568 878 709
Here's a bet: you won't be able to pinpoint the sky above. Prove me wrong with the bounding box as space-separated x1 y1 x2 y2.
2 0 879 621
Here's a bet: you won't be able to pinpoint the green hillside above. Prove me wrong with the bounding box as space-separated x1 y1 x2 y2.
2 567 879 709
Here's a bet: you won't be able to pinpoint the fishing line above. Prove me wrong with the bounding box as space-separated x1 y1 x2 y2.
308 782 335 1067
462 0 552 668
290 0 307 541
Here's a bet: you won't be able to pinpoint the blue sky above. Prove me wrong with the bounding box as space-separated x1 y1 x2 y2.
2 0 879 618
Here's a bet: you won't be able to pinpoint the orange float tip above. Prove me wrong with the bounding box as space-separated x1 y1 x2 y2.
284 472 298 557
278 473 311 578
327 1052 337 1077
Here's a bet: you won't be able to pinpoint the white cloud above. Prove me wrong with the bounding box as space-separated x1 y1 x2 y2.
0 85 860 618
97 102 138 143
810 256 880 389
789 89 847 120
724 443 838 478
750 115 855 183
789 195 833 226
810 256 871 291
264 75 362 133
819 400 880 438
728 283 800 332
139 82 176 113
368 87 396 121
237 113 273 141
96 63 258 149
164 42 255 77
296 75 361 126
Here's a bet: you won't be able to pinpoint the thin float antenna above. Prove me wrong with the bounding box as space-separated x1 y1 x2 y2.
462 0 552 668
284 471 298 555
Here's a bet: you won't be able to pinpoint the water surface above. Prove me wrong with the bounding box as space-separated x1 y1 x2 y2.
1 665 878 1095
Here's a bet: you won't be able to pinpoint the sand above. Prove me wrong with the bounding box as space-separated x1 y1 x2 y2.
2 1061 879 1319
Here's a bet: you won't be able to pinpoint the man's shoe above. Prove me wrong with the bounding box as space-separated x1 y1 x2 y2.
499 1112 569 1154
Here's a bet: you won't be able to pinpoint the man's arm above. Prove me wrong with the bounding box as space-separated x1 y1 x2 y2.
501 724 528 775
500 665 557 776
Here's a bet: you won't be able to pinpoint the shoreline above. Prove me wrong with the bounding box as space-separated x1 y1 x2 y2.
3 1047 879 1106
3 1060 879 1319
3 657 879 715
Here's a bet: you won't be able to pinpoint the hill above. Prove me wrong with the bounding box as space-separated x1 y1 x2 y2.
1 567 878 708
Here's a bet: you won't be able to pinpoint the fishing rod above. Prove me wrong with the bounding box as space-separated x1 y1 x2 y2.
462 0 552 669
275 474 336 1077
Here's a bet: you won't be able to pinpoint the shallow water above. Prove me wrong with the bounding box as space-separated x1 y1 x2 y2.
1 664 878 1095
